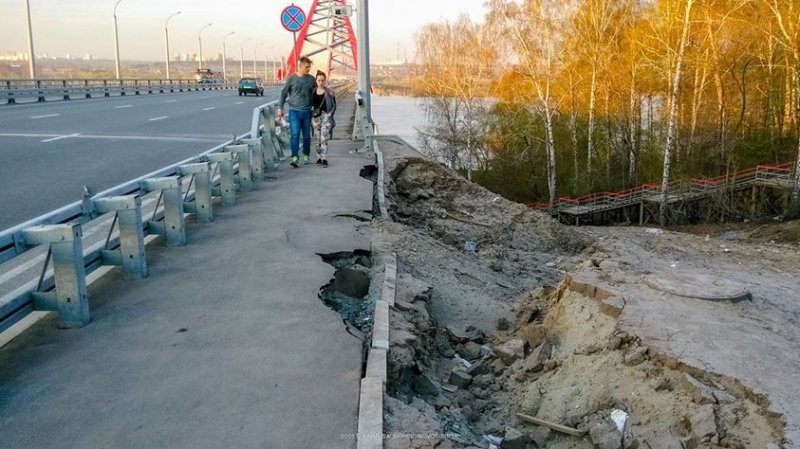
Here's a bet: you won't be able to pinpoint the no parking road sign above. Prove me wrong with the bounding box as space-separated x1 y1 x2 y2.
281 5 306 32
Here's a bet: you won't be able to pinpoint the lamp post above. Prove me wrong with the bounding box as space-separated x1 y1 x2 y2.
164 11 181 80
24 0 36 79
239 38 251 79
222 31 235 82
113 0 124 79
198 23 212 70
253 42 263 78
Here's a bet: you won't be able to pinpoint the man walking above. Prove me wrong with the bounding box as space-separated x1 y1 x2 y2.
278 56 316 168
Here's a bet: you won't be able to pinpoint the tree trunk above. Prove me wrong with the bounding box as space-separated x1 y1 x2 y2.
570 110 580 192
628 68 637 184
587 64 598 178
660 0 694 227
545 109 558 207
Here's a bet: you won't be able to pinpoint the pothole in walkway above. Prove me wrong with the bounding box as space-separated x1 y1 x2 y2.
318 250 374 338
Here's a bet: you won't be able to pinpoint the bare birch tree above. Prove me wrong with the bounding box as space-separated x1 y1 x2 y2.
660 0 695 226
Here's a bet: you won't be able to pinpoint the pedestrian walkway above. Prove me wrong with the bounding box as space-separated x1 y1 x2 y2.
0 97 374 449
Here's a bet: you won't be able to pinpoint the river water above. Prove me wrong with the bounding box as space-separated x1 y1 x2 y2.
371 95 426 150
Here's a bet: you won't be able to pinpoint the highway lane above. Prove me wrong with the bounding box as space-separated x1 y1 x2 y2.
0 88 282 230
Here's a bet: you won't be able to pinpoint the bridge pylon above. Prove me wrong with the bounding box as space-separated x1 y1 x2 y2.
284 0 358 79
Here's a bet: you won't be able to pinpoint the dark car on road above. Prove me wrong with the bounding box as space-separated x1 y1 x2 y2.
238 78 264 96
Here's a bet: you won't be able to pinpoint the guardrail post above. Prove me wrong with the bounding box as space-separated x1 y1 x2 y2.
62 80 70 100
206 153 237 206
21 224 90 328
84 79 91 98
240 138 264 181
37 80 45 102
267 105 287 159
227 144 254 191
140 177 186 247
179 163 214 223
103 80 110 97
94 196 147 279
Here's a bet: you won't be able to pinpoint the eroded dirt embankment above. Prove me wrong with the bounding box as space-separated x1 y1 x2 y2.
367 143 794 449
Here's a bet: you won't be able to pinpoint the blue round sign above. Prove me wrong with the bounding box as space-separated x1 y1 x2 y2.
281 5 306 32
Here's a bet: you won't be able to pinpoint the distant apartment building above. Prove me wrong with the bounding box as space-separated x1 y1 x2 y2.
0 52 29 62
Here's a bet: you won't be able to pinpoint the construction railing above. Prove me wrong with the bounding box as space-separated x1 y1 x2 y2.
536 161 797 215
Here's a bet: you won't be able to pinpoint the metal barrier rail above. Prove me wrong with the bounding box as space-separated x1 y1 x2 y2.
0 98 288 332
1 79 284 104
0 80 354 333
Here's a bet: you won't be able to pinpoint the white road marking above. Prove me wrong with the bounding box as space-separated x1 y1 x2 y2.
203 107 216 111
166 100 177 103
148 116 169 121
41 133 80 143
115 104 133 109
30 114 60 119
235 101 244 105
0 132 228 143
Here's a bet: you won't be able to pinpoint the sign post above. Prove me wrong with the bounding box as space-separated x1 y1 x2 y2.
281 4 306 74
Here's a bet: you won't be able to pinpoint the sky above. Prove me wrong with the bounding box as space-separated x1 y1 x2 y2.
0 0 488 62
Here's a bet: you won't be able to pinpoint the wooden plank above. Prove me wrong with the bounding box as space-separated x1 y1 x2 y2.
516 413 586 438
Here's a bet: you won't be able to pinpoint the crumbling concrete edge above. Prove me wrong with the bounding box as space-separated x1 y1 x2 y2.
356 251 396 449
373 140 389 220
556 274 788 442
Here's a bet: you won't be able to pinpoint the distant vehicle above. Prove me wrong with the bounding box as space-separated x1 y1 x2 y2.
196 68 224 84
238 78 264 96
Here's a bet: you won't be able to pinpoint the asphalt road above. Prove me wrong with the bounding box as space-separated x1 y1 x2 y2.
0 88 282 230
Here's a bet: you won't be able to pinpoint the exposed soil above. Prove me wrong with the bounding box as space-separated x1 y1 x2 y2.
367 141 798 449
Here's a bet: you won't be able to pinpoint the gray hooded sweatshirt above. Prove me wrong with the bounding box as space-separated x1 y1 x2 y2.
279 73 316 112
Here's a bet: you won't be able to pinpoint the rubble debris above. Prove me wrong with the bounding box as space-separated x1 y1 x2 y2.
495 339 525 365
516 413 586 437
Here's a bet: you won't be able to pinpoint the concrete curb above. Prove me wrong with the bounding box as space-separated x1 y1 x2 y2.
373 140 389 219
356 251 397 449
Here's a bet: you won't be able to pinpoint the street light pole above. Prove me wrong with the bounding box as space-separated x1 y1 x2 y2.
222 31 235 82
198 23 212 70
240 38 251 79
113 0 124 79
164 11 181 80
24 0 36 79
356 0 372 123
253 42 263 78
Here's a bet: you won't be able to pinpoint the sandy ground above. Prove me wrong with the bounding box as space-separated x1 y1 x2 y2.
369 140 797 449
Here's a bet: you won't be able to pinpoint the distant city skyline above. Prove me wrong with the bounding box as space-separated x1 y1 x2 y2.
0 0 488 64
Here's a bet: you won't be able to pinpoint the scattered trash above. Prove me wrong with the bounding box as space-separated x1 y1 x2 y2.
545 261 556 268
610 409 629 433
670 261 678 268
483 434 503 449
465 241 478 252
645 228 664 235
705 234 710 241
480 345 493 358
453 354 472 371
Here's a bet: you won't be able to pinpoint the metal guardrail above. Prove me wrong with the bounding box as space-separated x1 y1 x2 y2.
0 79 284 104
0 98 288 332
0 80 354 334
536 161 797 215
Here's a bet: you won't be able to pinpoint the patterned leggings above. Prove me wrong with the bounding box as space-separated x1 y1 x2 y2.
312 112 333 160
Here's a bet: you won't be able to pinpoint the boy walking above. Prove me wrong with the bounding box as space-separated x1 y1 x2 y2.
278 57 316 168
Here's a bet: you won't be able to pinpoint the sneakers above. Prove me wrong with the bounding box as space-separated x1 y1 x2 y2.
302 154 311 165
290 156 299 168
322 159 329 167
316 158 323 165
